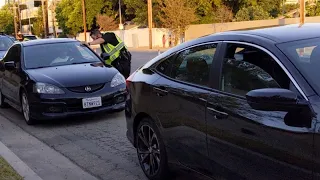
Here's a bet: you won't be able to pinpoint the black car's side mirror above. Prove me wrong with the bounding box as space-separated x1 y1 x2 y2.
101 53 110 60
245 88 308 112
4 61 15 70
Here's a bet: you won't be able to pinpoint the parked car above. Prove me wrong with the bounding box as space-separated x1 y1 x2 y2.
0 35 14 59
125 23 320 180
23 34 38 40
0 38 126 125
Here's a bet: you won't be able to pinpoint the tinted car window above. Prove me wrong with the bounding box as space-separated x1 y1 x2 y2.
157 44 217 86
156 56 175 76
221 44 284 97
0 36 14 51
24 42 101 69
277 37 320 95
4 45 20 63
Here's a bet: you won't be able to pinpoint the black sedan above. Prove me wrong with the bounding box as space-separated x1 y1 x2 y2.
0 38 126 125
126 23 320 180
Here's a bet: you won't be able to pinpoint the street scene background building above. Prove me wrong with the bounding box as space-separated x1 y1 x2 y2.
4 0 62 36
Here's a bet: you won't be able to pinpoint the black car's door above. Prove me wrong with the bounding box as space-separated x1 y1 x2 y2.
152 42 220 175
206 42 314 180
1 44 22 103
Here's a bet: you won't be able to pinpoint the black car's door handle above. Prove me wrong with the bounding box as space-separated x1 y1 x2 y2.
153 87 168 97
207 107 228 119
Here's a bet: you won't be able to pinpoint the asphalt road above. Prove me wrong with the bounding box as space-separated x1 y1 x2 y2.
0 51 199 180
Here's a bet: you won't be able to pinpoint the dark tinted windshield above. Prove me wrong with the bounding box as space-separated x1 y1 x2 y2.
0 36 14 51
24 42 101 69
277 37 320 94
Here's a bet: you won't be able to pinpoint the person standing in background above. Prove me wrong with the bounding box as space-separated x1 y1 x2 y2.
162 34 166 48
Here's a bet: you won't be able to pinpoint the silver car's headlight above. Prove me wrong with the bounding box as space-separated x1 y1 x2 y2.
33 82 65 94
110 73 125 87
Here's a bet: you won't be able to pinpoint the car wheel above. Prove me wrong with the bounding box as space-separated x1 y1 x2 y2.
0 91 8 108
21 92 36 125
136 118 169 180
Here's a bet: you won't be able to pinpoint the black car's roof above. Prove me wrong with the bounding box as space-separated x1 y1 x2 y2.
215 23 320 43
20 38 78 47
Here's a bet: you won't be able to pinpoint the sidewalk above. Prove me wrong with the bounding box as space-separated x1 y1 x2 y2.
0 114 98 180
0 141 42 180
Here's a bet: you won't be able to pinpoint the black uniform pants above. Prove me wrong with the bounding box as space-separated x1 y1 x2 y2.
111 50 131 78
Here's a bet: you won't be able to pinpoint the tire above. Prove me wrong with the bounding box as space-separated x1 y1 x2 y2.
135 118 170 180
0 91 8 108
21 92 36 125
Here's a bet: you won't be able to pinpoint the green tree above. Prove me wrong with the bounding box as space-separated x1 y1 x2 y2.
157 0 198 45
55 0 118 36
213 4 233 23
306 2 320 17
257 0 281 17
123 0 162 26
124 0 226 25
96 14 118 31
32 7 44 37
0 4 14 35
235 5 270 21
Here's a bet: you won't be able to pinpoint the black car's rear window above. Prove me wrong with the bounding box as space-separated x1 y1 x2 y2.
24 42 101 69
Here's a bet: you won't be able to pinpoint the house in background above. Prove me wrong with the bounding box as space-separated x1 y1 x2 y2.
5 0 62 37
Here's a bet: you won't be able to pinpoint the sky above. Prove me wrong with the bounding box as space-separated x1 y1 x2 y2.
0 1 4 8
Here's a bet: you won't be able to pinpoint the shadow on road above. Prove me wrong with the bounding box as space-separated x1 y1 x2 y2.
33 111 124 128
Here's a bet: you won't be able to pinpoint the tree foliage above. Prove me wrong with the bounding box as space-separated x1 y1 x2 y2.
54 0 320 37
32 6 44 37
235 6 270 21
157 0 198 45
0 5 14 35
213 5 233 23
56 0 118 36
306 2 320 17
96 14 118 31
123 0 162 26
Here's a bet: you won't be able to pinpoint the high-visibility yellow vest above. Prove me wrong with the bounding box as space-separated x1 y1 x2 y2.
101 33 126 65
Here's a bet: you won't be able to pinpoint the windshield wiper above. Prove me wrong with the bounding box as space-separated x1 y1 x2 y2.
28 66 52 69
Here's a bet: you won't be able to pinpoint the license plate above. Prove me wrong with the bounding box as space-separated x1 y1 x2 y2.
82 97 102 109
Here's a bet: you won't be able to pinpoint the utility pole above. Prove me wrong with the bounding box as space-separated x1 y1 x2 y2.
81 0 87 42
119 0 122 25
28 8 31 34
118 0 124 41
147 0 152 49
50 0 57 37
300 0 305 25
17 0 22 32
13 0 18 38
41 0 47 37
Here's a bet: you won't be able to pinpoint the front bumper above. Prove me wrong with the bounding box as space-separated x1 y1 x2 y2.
28 86 126 120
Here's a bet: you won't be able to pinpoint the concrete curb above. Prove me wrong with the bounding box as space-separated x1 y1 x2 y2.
0 141 43 180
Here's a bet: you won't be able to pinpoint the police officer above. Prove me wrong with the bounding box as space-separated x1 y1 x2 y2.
87 29 131 78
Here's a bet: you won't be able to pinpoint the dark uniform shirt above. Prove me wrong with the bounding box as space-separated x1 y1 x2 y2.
100 33 120 53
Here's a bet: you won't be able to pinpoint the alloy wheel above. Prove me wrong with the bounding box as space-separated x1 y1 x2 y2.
137 124 161 177
22 93 30 122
